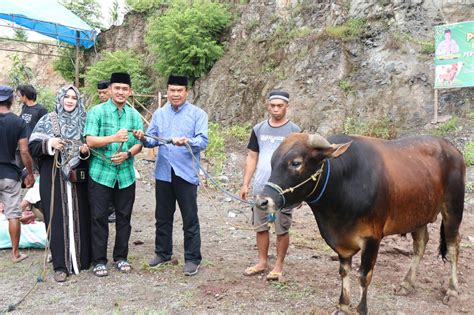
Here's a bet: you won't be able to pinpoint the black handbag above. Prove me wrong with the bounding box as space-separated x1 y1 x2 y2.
69 167 88 183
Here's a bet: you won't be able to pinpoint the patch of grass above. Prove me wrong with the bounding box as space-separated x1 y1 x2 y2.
224 123 252 140
270 281 288 290
263 59 278 73
205 122 227 175
420 41 435 55
434 116 458 136
395 32 434 55
463 141 474 167
338 79 354 96
140 260 179 273
325 18 365 41
467 112 474 120
245 18 259 33
465 181 474 193
343 116 397 139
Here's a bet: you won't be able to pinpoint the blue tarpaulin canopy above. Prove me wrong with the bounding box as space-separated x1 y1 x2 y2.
0 0 96 48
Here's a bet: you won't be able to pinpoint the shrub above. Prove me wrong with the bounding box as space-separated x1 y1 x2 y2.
224 123 252 141
83 50 151 106
53 48 76 82
37 88 56 112
8 54 33 87
125 0 170 13
205 122 226 175
338 80 354 96
420 41 435 55
325 18 365 41
343 116 397 139
463 141 474 167
145 0 231 83
434 116 458 136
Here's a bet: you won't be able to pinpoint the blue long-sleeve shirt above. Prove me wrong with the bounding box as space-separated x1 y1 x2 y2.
143 101 208 185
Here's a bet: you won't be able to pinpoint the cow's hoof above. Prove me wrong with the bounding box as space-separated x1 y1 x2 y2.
394 283 414 296
331 310 348 315
442 289 458 305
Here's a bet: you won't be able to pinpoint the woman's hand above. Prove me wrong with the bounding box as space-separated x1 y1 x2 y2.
80 144 89 155
50 138 65 151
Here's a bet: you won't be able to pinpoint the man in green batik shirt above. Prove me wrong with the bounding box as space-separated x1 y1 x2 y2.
84 72 144 277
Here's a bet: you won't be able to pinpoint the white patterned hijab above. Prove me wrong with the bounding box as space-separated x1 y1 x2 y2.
30 85 86 179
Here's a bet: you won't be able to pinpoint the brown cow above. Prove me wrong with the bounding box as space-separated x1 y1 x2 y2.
255 133 465 315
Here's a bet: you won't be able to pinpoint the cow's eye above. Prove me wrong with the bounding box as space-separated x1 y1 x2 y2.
291 161 301 167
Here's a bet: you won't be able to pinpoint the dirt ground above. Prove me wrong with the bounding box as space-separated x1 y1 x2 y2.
1 155 474 314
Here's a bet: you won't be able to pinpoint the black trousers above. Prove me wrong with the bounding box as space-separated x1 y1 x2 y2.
89 178 135 265
155 171 201 264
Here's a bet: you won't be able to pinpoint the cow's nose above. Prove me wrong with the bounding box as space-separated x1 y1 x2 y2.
255 197 269 210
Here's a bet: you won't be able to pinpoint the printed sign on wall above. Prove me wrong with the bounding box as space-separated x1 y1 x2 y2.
434 21 474 89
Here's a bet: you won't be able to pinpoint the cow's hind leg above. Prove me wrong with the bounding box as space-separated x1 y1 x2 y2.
440 218 462 305
441 174 464 305
332 256 352 315
356 238 380 315
395 225 429 295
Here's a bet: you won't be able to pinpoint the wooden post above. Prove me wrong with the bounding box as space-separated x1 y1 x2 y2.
74 30 80 87
433 89 439 123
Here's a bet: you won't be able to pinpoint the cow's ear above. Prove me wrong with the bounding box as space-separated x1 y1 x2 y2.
323 141 352 159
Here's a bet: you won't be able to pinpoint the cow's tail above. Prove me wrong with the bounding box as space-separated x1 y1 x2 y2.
439 221 448 262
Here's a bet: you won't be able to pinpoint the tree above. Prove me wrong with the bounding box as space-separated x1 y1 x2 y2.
83 50 151 106
60 0 103 30
52 48 77 82
13 28 28 41
145 0 231 83
109 0 121 26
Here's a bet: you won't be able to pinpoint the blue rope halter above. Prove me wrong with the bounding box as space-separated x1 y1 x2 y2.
306 159 330 205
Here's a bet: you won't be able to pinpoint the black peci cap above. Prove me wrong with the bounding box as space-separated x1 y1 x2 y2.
110 72 131 87
167 75 188 87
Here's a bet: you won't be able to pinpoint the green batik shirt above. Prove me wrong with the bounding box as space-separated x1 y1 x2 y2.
84 99 144 189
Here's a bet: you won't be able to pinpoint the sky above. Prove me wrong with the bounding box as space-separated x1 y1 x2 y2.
0 0 127 41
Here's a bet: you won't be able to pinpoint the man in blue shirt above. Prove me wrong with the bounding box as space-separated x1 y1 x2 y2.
133 75 208 276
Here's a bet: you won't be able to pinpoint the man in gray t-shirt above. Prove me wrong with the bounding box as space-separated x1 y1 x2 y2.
240 90 301 281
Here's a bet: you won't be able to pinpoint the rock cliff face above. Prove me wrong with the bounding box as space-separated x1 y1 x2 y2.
189 0 473 134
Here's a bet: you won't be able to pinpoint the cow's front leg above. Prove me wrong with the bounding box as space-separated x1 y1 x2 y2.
357 238 380 315
332 256 352 315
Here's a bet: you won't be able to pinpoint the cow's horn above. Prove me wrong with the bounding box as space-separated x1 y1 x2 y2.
308 134 332 149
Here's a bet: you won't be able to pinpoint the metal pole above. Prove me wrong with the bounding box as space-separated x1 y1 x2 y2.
433 89 439 123
74 30 80 87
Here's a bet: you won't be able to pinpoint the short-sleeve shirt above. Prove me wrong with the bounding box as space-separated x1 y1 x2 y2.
248 120 301 196
20 103 48 139
0 112 28 181
84 99 144 189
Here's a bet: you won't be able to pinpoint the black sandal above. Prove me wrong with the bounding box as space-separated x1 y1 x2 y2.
116 260 131 273
93 264 108 277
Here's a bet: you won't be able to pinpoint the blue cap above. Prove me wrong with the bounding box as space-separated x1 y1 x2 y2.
0 85 14 102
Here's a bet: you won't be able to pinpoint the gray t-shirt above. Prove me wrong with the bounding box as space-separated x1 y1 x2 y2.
247 120 301 196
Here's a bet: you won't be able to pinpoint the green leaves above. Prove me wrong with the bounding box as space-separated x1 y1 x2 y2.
145 0 231 83
83 50 151 106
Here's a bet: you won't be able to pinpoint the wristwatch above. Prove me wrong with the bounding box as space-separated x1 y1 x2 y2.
127 150 132 159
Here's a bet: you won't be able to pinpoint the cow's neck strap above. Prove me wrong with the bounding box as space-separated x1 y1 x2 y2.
265 160 328 210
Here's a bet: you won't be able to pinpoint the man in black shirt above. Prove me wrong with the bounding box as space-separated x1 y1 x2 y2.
0 85 35 263
17 85 48 139
16 85 48 170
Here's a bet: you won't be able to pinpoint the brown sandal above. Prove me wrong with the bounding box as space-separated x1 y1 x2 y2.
243 266 266 276
266 271 283 281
